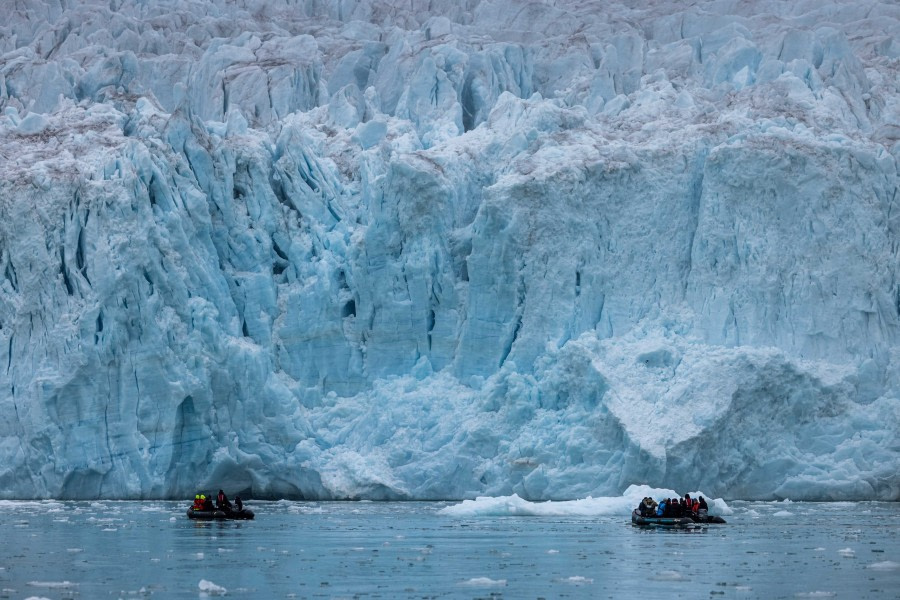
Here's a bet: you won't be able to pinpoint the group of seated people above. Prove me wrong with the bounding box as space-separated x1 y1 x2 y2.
191 489 244 512
637 494 708 518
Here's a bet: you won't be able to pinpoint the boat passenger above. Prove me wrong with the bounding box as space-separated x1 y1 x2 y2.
656 499 667 517
202 494 214 511
684 494 691 512
192 494 203 510
697 496 708 516
234 496 243 512
216 489 232 511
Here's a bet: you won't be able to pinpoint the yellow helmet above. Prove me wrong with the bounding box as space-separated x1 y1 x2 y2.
200 495 205 500
195 494 200 499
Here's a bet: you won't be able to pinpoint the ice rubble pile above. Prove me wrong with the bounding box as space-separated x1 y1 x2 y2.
0 0 898 500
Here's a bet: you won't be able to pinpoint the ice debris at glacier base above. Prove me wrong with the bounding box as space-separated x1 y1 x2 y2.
438 485 731 517
0 0 898 501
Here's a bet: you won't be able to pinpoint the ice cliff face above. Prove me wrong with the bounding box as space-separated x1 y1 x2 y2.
1 0 898 501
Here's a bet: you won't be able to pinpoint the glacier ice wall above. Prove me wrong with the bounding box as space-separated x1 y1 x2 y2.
0 0 899 500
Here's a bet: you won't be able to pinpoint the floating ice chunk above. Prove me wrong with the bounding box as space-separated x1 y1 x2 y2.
650 571 688 582
27 581 77 588
773 510 793 517
837 548 855 557
441 487 731 517
459 578 506 587
198 579 227 595
866 561 900 571
439 494 616 517
563 576 593 584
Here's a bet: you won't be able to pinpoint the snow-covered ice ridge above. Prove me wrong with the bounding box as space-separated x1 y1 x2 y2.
0 0 898 501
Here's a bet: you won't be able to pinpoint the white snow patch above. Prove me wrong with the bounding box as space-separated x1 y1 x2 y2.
650 571 688 582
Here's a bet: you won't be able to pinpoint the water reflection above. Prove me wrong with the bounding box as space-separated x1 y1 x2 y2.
0 500 897 599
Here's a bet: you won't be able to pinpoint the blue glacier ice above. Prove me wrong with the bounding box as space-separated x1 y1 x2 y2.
0 0 898 501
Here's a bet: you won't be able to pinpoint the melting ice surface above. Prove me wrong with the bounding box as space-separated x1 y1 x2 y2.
1 0 900 501
1 498 899 599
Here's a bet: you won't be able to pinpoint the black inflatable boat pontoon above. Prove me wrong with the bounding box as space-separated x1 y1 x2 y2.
187 507 255 520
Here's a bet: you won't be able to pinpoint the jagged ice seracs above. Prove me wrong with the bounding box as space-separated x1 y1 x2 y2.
0 0 899 501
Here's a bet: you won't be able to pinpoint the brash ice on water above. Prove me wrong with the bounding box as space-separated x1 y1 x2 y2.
1 498 899 599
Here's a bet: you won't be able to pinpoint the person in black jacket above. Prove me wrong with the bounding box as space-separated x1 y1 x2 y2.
216 489 232 511
697 496 709 516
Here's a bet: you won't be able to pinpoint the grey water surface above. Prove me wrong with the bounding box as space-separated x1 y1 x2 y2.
1 500 898 599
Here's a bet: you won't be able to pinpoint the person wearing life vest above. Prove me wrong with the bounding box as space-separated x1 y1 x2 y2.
192 494 203 510
656 498 667 517
201 494 214 511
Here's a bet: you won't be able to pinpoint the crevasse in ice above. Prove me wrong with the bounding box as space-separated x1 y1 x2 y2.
0 0 898 501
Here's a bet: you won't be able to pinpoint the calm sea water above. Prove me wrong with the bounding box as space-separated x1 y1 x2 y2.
1 500 898 599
